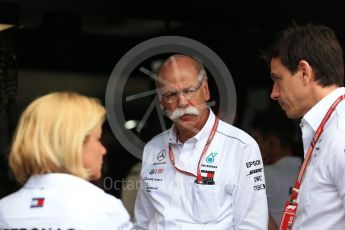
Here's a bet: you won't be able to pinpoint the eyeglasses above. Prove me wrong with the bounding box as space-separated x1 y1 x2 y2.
161 78 205 103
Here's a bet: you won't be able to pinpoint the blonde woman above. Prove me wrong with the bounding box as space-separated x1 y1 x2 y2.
0 92 132 230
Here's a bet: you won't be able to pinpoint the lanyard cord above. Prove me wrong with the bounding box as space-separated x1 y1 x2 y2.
290 94 345 204
168 117 219 183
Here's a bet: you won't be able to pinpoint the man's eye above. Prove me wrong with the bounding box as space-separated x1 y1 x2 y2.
185 88 196 95
165 92 177 98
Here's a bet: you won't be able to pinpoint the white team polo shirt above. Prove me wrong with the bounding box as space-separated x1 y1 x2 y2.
0 173 133 230
134 110 268 229
294 87 345 229
264 156 301 224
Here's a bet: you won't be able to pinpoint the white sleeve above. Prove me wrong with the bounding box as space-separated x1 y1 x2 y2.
330 138 345 209
133 145 156 230
233 140 269 229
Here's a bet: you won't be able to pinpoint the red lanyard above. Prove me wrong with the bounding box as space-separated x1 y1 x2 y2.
290 94 345 204
168 117 219 184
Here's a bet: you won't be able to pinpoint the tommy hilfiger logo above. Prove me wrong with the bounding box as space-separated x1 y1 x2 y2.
199 170 216 185
30 197 45 208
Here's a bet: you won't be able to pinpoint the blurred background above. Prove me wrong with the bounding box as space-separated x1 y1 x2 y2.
1 0 345 200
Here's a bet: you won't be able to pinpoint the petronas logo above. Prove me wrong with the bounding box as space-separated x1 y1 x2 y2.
206 152 218 163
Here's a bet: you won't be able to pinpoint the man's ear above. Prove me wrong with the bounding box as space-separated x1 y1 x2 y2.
203 80 210 101
298 60 313 85
157 93 164 110
159 98 166 111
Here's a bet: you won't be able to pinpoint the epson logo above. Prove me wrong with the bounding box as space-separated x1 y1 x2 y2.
246 160 261 168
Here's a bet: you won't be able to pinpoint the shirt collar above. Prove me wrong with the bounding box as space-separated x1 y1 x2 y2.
302 87 345 132
167 124 178 144
167 108 215 148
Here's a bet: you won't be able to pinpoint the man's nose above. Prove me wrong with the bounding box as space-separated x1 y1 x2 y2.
177 92 189 107
270 84 279 100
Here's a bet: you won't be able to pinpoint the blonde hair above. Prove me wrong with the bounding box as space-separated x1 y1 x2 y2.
9 92 106 184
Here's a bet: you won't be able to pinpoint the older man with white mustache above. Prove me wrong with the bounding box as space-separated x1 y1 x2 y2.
133 54 268 230
167 105 200 121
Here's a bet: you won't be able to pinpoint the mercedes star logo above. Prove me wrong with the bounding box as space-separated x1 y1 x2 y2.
157 150 167 161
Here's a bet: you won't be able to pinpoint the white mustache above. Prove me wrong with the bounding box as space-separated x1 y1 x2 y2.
167 106 200 120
